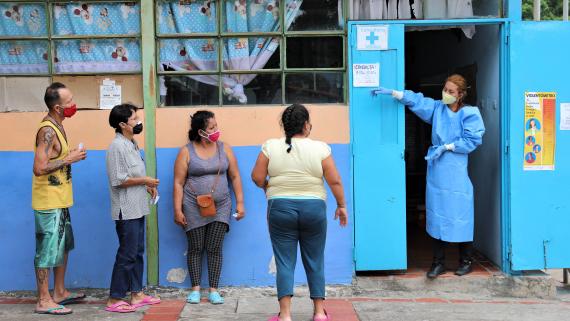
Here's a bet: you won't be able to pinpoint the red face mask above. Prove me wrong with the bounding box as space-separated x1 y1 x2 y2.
207 130 221 142
62 104 77 118
200 129 221 143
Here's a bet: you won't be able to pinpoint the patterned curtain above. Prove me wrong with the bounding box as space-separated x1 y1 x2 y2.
158 0 303 104
0 2 141 74
0 3 48 73
52 2 141 72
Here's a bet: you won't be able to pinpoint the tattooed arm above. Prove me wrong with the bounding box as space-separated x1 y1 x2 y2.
33 126 86 176
33 127 65 176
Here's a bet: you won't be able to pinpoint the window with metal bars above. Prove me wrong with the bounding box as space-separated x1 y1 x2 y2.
156 0 347 107
0 1 142 111
0 0 346 111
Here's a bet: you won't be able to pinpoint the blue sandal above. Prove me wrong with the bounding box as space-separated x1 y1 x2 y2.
35 305 73 315
186 290 201 304
208 291 224 304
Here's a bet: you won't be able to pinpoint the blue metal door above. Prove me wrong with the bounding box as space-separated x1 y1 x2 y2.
509 22 570 270
349 22 406 271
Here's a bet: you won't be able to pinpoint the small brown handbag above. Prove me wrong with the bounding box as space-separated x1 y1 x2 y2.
196 194 216 217
188 143 222 218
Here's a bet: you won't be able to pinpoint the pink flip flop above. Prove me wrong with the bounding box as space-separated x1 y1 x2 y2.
267 315 281 321
131 295 161 308
313 309 331 321
105 301 135 313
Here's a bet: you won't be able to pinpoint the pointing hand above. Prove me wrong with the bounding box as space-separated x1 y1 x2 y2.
371 87 393 96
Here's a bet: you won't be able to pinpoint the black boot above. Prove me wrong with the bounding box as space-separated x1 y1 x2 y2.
455 259 473 276
426 262 445 279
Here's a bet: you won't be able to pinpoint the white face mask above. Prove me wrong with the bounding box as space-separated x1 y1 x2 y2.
441 91 457 105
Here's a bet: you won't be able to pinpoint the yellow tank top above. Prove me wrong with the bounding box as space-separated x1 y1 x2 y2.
32 120 73 210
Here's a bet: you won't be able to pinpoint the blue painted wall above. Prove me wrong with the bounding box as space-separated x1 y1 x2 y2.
157 144 354 287
0 144 352 290
0 151 130 291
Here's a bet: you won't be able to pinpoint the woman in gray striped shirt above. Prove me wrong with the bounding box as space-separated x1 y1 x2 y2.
105 104 161 313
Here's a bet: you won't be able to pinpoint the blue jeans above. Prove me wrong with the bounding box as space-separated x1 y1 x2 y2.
110 216 145 299
268 198 327 300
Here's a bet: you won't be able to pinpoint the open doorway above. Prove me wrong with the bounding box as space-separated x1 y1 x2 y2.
403 24 503 273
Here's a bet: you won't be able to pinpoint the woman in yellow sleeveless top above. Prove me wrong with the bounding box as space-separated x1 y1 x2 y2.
251 104 348 321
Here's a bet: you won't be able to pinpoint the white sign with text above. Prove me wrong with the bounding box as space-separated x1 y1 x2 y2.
353 63 380 87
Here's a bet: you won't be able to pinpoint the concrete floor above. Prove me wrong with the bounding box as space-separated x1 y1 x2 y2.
353 300 570 321
2 296 570 321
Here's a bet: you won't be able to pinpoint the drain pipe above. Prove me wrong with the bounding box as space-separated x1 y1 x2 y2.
533 0 541 21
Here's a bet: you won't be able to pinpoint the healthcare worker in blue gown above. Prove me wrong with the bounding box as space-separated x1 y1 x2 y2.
372 74 485 279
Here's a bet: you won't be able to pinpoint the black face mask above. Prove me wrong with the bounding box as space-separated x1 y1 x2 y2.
132 122 143 135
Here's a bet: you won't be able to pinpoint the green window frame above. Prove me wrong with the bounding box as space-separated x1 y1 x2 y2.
155 0 348 107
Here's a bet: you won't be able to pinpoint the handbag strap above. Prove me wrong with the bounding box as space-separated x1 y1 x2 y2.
210 143 222 193
186 142 222 196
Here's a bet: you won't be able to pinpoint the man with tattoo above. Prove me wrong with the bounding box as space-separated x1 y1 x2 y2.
31 82 87 315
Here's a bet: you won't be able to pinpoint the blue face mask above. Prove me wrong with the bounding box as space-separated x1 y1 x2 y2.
442 91 457 105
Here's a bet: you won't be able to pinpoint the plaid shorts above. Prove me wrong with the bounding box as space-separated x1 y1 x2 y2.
34 208 75 268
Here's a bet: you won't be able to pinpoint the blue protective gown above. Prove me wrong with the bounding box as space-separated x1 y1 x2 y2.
401 90 486 242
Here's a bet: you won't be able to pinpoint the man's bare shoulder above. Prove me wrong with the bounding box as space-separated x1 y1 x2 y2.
36 125 56 143
36 125 62 157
